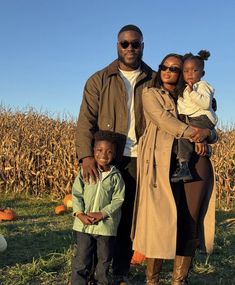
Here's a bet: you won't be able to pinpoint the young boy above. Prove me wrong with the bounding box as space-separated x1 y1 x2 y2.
71 130 125 285
171 50 218 183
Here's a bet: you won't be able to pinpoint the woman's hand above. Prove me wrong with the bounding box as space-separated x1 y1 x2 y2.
81 156 99 184
195 141 208 156
190 127 211 143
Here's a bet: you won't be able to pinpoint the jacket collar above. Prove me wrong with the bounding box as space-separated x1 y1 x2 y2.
159 87 178 105
107 59 153 79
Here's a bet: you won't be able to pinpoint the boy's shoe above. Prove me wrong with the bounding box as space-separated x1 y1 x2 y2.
171 162 193 183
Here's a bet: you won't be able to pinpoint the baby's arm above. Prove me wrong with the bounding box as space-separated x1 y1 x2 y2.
189 81 214 110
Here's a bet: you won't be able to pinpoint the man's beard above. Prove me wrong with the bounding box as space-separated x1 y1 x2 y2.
118 51 143 69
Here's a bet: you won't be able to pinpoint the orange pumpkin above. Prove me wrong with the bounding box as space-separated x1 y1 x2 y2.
131 250 146 264
0 209 17 221
63 194 73 208
55 205 67 215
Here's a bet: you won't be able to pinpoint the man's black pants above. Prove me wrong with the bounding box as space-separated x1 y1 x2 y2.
112 156 137 276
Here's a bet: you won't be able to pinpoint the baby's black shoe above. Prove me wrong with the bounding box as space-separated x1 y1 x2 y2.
171 161 193 183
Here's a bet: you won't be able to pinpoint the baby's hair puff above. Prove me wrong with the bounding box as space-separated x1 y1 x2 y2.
198 50 210 61
183 49 211 69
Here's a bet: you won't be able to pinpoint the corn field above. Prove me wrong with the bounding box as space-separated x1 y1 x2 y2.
212 127 235 209
0 106 234 208
0 107 78 199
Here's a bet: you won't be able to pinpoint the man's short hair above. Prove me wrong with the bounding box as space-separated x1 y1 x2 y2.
118 24 143 38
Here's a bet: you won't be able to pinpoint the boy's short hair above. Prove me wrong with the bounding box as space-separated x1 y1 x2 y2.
94 130 119 146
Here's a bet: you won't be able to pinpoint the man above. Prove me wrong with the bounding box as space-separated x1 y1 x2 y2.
75 24 157 285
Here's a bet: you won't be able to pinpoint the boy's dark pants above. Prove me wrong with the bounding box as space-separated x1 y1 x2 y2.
71 231 115 285
178 115 215 162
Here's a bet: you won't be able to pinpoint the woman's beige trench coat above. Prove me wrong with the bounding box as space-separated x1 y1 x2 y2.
131 87 216 259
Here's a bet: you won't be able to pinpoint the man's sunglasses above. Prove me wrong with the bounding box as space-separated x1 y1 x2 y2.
119 40 142 49
159 64 181 73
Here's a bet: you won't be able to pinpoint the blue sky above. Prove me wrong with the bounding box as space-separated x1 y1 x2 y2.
0 0 235 125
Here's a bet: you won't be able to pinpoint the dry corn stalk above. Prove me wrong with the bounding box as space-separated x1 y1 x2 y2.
0 106 234 208
0 106 78 198
211 127 235 209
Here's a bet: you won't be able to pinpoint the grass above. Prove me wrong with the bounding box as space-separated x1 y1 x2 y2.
0 196 234 285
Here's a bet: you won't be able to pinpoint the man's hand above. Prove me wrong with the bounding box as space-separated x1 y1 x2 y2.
76 212 95 225
195 141 208 156
82 156 99 184
87 212 103 224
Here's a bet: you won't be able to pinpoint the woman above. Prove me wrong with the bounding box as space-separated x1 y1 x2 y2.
131 54 217 285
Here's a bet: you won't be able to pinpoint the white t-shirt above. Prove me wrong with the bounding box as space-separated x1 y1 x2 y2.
119 68 141 157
